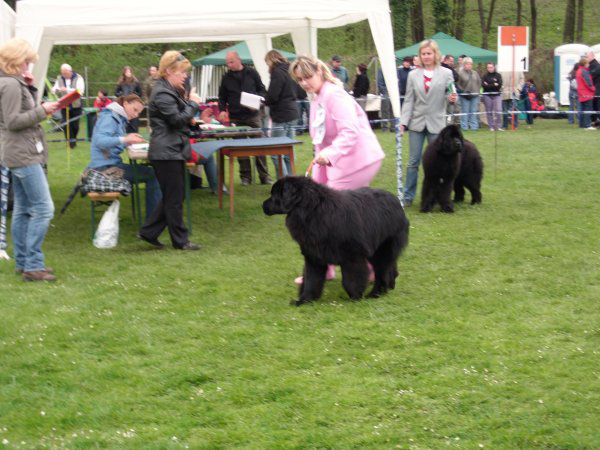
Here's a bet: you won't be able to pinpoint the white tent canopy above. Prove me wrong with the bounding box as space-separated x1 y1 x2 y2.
0 1 16 44
13 0 401 117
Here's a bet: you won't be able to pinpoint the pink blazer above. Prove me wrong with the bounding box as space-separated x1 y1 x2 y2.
310 81 384 182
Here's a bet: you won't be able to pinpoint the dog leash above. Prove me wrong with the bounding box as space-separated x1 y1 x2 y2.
305 160 315 177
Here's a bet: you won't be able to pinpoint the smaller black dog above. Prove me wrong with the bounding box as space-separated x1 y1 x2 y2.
263 177 409 305
420 125 483 212
453 137 484 205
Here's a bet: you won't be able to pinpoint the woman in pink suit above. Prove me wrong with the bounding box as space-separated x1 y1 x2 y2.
289 55 385 284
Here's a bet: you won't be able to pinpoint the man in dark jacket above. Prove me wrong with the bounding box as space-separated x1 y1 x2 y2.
397 56 413 102
218 51 271 185
586 51 600 126
441 55 459 124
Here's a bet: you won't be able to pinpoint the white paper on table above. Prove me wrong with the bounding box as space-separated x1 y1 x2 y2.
240 92 264 110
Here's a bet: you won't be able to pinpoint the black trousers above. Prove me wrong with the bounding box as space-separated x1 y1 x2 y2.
140 160 188 248
61 106 81 148
231 115 270 183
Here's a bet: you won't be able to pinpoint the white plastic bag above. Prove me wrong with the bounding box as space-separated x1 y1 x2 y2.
93 200 120 249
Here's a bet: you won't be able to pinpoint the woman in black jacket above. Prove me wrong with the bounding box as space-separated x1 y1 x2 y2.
138 51 201 250
264 50 299 178
481 62 503 131
115 66 143 132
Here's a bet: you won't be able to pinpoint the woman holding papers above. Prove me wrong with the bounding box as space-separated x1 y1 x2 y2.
400 39 457 207
137 51 201 251
0 38 59 281
88 93 161 219
289 55 385 284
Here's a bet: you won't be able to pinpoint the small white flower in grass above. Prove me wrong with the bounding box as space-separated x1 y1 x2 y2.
2 438 9 445
172 436 178 441
479 444 484 448
538 399 544 404
40 411 46 416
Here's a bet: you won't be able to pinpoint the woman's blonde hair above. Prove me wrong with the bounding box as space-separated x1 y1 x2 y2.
0 38 38 76
289 55 341 86
417 39 442 66
158 51 191 78
265 49 288 72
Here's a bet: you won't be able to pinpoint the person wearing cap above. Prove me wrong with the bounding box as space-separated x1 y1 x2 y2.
398 56 413 106
52 63 85 148
330 55 349 90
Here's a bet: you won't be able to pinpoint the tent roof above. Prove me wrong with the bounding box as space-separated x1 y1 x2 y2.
15 0 387 44
192 42 296 67
395 32 497 64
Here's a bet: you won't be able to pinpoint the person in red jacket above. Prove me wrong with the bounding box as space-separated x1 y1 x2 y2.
576 57 596 129
93 89 112 109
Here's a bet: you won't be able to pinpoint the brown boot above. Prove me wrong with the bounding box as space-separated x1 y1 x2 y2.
16 267 54 275
23 270 57 282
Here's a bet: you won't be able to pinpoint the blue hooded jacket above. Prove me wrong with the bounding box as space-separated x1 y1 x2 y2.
88 102 128 169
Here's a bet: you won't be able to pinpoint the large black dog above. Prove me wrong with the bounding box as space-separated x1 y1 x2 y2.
420 124 483 213
263 177 409 305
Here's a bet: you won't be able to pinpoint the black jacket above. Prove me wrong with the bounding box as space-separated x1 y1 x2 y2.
397 66 412 96
441 63 459 83
218 66 266 120
588 59 600 91
481 71 503 95
264 62 299 123
115 80 142 98
352 73 370 97
147 78 199 161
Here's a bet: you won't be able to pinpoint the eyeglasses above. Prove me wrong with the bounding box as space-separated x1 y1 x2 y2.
176 53 185 62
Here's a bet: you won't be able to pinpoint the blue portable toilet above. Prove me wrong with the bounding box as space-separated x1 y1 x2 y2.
554 44 590 105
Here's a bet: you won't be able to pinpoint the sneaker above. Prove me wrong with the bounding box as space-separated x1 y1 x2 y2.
177 242 201 251
241 179 251 186
585 126 596 130
23 270 56 282
260 178 274 185
137 233 164 249
497 128 505 131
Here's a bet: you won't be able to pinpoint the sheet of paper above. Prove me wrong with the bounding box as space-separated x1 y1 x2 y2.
240 91 263 110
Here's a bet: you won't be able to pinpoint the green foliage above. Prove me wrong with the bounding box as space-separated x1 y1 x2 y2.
432 0 452 34
0 120 599 447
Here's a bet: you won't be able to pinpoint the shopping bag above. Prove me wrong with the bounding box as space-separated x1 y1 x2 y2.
93 200 120 249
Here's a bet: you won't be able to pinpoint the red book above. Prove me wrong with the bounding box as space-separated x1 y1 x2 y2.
56 90 81 109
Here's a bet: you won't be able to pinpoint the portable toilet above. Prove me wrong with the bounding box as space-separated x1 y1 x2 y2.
554 44 590 105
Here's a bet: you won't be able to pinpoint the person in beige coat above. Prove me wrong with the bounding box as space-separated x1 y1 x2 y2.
0 38 59 281
400 39 457 206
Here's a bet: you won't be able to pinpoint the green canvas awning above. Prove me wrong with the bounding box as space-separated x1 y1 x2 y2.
395 32 497 64
192 42 296 66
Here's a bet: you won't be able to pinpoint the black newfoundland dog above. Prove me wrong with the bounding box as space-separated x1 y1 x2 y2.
420 124 483 213
263 177 409 305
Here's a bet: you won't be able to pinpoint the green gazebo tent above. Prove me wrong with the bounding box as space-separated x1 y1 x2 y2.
192 42 296 66
395 32 497 64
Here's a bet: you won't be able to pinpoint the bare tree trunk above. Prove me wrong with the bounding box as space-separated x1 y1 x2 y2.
575 0 584 41
530 0 537 49
477 0 496 49
484 0 497 49
453 0 466 40
411 0 425 43
563 0 576 42
516 0 522 25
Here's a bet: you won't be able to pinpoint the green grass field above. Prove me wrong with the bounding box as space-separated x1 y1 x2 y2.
1 120 599 448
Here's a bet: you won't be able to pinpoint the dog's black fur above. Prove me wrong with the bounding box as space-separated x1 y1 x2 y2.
420 125 483 212
263 176 409 305
453 136 484 205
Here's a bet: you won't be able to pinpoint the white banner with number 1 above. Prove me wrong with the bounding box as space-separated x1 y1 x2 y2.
497 26 529 73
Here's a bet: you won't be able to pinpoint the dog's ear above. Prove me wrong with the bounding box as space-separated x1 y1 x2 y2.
281 177 303 211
